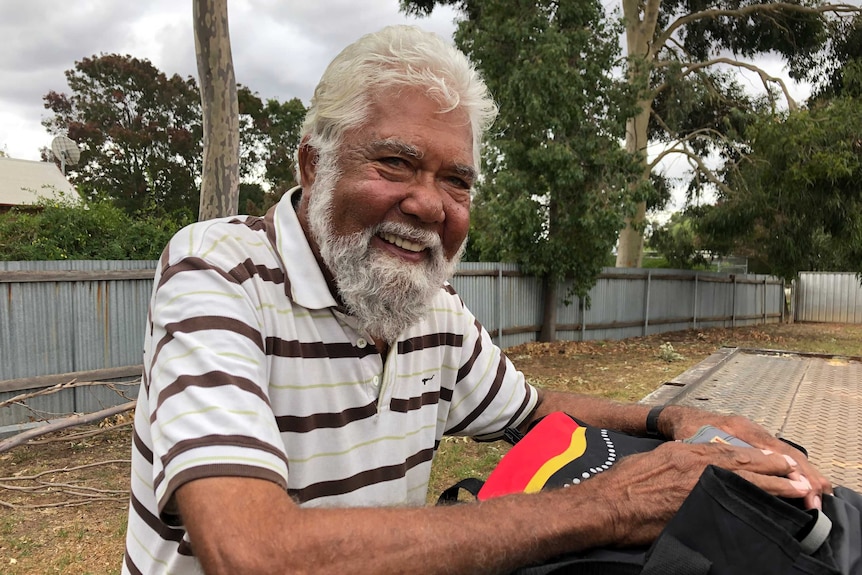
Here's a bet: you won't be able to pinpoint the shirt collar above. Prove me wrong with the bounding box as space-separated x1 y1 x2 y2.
272 186 339 310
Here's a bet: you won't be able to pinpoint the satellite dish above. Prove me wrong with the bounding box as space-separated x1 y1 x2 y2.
51 135 80 175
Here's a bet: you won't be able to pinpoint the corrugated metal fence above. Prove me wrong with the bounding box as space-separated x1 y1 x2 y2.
0 260 783 429
794 272 862 324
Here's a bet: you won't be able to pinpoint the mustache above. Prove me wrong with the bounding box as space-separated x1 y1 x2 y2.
371 221 443 251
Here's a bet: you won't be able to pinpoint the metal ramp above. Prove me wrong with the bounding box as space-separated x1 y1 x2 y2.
642 347 862 491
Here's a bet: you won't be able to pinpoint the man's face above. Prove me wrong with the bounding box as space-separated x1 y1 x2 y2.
299 88 475 342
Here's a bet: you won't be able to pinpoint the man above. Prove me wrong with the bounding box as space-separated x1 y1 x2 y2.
123 25 829 574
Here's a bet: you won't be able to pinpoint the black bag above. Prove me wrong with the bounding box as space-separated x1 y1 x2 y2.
440 413 862 575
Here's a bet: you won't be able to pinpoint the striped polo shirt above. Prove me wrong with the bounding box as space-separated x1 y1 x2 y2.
122 187 538 574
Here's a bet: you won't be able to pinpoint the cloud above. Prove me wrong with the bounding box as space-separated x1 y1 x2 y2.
0 0 458 159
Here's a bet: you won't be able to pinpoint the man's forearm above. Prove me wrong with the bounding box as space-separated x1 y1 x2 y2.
525 389 668 437
178 475 625 575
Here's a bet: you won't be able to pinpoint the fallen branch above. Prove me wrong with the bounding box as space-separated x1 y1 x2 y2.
0 459 131 482
0 401 136 454
28 419 134 444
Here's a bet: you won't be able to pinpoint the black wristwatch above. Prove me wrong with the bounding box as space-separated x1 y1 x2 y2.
645 405 667 439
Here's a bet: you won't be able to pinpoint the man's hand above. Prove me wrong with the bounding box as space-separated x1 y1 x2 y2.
658 406 832 510
595 440 810 546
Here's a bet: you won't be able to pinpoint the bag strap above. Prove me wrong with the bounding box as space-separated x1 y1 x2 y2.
436 477 485 505
798 509 832 554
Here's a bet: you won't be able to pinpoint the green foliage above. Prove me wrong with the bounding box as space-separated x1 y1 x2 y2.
238 88 305 197
695 67 862 280
0 196 191 260
648 211 709 269
405 0 640 301
42 54 305 220
42 54 203 216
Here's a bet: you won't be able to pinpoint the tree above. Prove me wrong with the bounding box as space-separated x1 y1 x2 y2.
43 55 305 220
237 88 306 205
43 54 202 217
407 1 861 268
194 0 240 220
648 211 708 269
694 63 862 280
613 0 861 268
404 0 640 341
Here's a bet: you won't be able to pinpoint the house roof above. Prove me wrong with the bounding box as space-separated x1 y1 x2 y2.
0 157 80 207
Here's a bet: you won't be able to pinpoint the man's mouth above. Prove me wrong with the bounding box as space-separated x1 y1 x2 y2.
379 232 425 253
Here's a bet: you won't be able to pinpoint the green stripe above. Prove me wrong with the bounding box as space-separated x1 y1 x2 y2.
289 423 437 463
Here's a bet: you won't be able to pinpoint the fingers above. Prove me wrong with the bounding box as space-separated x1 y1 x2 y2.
735 468 814 500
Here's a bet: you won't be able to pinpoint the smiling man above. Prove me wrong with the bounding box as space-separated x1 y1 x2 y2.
122 25 829 575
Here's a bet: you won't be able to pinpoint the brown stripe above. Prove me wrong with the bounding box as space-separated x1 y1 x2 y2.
266 338 375 359
225 215 266 232
440 386 454 402
397 332 462 354
157 256 241 291
227 258 286 286
152 315 265 368
446 354 507 435
133 428 154 465
288 447 434 503
443 283 457 295
160 434 289 471
158 464 288 517
502 380 533 430
129 491 186 547
158 244 171 275
389 390 441 413
276 402 377 433
456 319 484 381
123 548 144 575
153 371 270 422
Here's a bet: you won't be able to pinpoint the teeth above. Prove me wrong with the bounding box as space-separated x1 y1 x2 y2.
380 232 424 252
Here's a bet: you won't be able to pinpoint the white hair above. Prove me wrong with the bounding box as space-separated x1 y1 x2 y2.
297 25 497 175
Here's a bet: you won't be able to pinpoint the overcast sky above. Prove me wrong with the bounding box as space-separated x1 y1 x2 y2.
0 0 460 161
1 0 812 216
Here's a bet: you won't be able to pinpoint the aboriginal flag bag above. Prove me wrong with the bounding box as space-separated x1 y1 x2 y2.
438 412 862 575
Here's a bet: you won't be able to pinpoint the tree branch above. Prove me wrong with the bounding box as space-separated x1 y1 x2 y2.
682 57 798 111
0 401 136 454
655 3 861 58
649 144 735 198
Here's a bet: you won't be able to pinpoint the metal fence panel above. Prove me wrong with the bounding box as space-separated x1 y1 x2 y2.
2 261 787 430
795 272 862 323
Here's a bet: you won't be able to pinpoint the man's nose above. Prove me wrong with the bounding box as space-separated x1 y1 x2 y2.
401 176 445 223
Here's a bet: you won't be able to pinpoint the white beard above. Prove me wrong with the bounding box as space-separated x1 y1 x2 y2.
306 158 463 343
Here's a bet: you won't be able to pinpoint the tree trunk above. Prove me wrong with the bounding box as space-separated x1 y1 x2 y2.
539 275 558 343
194 0 239 220
616 0 659 268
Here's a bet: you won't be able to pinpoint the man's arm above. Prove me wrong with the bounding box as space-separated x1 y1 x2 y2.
176 444 804 575
526 389 832 509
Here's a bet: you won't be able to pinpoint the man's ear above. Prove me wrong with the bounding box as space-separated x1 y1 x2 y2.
297 138 318 188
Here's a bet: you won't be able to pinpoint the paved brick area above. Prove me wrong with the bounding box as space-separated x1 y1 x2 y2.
641 347 862 491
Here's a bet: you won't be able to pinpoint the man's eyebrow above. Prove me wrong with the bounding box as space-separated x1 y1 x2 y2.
454 163 477 183
369 138 423 159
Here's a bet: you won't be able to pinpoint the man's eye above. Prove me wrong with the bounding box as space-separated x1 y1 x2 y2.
381 157 409 168
447 176 471 189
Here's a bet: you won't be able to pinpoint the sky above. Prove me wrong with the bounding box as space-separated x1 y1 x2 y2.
0 0 460 161
0 0 812 217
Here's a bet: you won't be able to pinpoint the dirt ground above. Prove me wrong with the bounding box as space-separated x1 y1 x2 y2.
2 322 861 574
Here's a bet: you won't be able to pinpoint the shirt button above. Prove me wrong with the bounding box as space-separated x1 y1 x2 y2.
357 338 368 348
372 376 380 388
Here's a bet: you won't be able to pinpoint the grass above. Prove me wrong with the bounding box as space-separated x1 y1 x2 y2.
1 322 860 573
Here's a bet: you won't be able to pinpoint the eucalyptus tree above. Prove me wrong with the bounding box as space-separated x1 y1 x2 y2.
404 0 862 269
405 0 640 341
